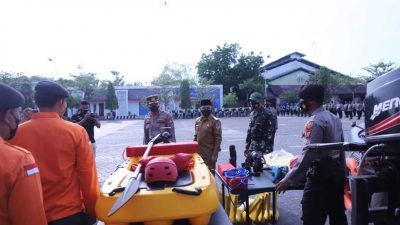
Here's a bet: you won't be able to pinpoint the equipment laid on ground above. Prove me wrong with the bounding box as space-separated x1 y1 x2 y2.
96 141 219 225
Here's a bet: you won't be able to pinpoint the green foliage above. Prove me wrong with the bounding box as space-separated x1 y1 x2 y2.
0 72 34 108
197 43 264 101
239 75 264 95
105 82 119 111
362 61 395 79
307 67 340 103
66 95 81 115
280 91 299 103
70 73 99 100
152 63 197 86
223 92 238 107
179 80 191 109
110 71 125 86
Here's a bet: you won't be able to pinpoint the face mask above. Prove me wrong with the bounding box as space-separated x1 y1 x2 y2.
299 99 310 113
250 100 260 110
6 111 20 140
201 109 211 117
150 105 159 113
82 109 89 114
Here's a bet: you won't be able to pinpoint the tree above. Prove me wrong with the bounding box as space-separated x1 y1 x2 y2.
152 63 197 86
197 43 264 101
66 95 81 115
307 67 340 103
105 82 118 111
223 92 238 107
111 70 125 86
180 80 191 109
70 73 99 100
362 61 395 79
0 72 34 108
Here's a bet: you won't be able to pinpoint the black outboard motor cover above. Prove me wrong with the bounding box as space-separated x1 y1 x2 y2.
365 67 400 143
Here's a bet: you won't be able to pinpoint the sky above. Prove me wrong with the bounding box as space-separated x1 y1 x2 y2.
0 0 399 84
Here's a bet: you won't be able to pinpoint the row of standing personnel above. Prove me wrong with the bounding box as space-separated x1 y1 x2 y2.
1 80 347 225
142 92 278 171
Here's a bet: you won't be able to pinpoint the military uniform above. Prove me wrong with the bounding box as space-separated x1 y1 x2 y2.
143 111 176 144
194 115 222 170
245 106 276 153
284 106 347 225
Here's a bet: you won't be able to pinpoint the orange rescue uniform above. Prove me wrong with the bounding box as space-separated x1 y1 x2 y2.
0 137 47 225
10 112 99 222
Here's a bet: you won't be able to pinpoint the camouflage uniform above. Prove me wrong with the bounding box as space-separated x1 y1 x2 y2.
143 111 176 144
245 106 276 153
194 115 222 170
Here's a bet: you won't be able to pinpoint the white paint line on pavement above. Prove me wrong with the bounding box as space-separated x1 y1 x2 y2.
288 145 303 148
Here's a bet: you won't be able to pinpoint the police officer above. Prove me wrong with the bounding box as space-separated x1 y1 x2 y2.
0 82 47 225
11 81 99 225
276 84 347 225
143 95 176 144
194 99 222 170
245 92 276 154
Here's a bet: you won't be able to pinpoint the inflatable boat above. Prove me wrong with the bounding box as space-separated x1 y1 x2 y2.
95 141 219 225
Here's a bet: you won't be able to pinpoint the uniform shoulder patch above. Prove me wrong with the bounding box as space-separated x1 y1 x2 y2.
305 122 313 139
24 163 39 176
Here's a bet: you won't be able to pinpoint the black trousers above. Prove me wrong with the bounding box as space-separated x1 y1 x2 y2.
301 158 348 225
48 212 96 225
357 111 362 119
338 110 343 119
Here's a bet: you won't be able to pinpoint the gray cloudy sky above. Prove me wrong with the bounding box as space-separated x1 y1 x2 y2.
0 0 399 84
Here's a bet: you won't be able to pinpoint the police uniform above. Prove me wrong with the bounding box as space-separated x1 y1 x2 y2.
10 81 99 224
282 85 347 225
143 95 176 144
245 94 276 154
0 82 47 225
194 99 222 170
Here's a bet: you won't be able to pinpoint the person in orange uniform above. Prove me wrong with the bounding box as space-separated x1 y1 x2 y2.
10 81 99 225
0 82 47 225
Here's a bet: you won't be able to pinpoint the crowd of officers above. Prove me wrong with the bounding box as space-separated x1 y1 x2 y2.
276 101 365 120
1 79 347 225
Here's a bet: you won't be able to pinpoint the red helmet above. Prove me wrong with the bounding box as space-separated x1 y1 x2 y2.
145 157 178 184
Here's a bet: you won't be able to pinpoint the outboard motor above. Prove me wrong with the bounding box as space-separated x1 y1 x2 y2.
350 68 400 225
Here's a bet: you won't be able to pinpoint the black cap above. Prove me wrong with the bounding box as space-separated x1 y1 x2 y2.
299 84 324 103
146 95 159 103
35 81 69 98
0 82 25 110
200 99 212 106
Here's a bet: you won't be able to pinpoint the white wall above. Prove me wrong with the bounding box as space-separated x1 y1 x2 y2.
128 101 139 115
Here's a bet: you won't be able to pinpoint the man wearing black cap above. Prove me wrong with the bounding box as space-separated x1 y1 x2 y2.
0 82 47 225
143 95 176 144
276 84 347 225
71 100 101 155
194 99 222 170
10 81 99 225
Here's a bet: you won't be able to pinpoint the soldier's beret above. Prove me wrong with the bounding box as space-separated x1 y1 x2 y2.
146 95 159 103
299 84 324 102
200 99 212 106
35 80 69 98
0 82 25 110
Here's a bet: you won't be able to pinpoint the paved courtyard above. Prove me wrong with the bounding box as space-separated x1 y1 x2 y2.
94 115 358 225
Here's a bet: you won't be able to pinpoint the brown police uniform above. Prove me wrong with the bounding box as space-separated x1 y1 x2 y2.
194 115 222 170
0 137 47 225
143 111 176 144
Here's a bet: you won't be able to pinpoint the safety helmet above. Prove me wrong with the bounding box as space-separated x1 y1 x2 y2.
249 92 264 101
145 157 178 184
